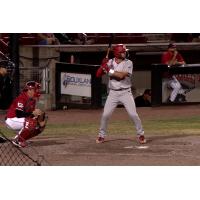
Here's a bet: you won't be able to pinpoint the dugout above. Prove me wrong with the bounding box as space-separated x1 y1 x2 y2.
151 64 200 106
55 62 102 109
16 42 200 110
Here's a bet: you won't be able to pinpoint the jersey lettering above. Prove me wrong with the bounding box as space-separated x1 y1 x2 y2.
25 121 29 129
17 102 24 108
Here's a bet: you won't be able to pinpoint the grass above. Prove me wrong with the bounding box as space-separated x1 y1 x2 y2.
1 116 200 138
144 116 200 135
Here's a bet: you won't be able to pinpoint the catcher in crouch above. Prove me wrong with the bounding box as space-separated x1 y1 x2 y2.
5 81 47 147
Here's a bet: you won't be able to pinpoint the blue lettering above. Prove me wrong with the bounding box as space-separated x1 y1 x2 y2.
63 75 91 86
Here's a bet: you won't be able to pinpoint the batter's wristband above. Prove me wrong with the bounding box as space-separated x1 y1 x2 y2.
108 69 114 76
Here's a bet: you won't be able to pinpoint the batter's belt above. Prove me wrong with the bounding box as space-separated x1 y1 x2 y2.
110 87 130 91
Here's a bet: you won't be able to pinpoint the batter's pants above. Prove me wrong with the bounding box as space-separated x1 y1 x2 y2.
99 89 144 137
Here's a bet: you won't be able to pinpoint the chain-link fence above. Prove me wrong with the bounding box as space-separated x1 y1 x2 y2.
0 130 48 166
0 53 55 166
19 57 52 93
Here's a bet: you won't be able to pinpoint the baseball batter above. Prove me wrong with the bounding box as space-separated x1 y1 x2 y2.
96 44 146 144
5 81 47 147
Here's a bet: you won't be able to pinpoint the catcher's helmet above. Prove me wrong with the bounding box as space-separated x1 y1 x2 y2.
113 44 128 58
23 81 41 98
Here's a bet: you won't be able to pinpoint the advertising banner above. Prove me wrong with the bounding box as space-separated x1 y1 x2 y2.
61 72 91 97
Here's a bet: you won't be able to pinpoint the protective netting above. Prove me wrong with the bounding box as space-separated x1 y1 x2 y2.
0 130 48 166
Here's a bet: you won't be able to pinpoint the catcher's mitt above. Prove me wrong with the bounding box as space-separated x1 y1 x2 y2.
37 111 48 128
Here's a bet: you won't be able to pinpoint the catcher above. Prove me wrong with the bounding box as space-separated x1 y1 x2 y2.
5 81 47 147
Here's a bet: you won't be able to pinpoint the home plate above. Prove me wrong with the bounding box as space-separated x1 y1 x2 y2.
135 145 149 149
124 146 134 149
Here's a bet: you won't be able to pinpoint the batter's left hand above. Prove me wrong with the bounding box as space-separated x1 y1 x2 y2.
101 65 109 73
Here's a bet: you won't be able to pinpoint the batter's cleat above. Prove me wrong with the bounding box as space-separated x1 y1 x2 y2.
12 139 27 148
137 135 147 144
96 136 105 144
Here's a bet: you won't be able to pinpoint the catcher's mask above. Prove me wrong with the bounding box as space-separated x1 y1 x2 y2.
23 81 41 98
113 44 129 59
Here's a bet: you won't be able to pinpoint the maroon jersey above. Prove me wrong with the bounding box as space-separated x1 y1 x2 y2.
161 51 184 64
6 92 36 118
161 51 185 79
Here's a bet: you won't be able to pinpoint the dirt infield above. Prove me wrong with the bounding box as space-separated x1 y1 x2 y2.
27 134 200 166
1 105 200 165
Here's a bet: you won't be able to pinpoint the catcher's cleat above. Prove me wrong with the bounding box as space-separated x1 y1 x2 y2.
137 135 146 144
12 139 27 148
96 136 105 144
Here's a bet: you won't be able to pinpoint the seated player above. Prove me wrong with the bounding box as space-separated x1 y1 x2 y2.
161 43 186 103
135 89 151 107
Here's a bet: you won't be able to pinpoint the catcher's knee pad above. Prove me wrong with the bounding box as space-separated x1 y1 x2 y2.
18 117 43 142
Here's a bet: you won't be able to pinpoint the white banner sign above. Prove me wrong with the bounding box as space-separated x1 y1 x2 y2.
61 72 91 97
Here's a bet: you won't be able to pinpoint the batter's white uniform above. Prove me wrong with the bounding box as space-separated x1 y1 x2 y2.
98 58 144 138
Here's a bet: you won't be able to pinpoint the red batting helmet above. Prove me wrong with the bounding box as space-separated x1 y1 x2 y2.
113 44 128 58
23 81 41 98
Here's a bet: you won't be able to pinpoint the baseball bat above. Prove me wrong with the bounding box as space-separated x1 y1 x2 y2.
105 33 114 58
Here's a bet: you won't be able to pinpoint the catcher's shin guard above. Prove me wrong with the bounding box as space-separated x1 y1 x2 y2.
18 117 44 142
